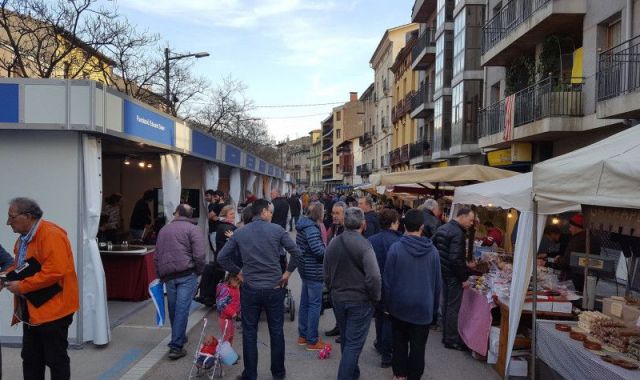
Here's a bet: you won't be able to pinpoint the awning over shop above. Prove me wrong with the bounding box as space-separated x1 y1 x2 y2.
533 125 640 211
380 164 518 186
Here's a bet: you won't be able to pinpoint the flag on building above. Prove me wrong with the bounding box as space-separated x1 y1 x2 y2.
503 94 516 141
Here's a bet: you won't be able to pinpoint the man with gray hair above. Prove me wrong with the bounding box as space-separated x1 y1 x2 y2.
324 207 381 380
155 204 206 360
420 198 442 239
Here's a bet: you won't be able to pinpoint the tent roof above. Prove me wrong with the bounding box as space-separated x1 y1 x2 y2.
533 126 640 211
380 164 518 186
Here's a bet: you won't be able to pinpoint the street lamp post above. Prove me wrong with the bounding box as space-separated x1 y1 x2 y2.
164 47 210 113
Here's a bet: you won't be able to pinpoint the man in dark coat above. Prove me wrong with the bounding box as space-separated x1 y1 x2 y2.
358 196 380 238
432 206 475 350
420 199 442 239
368 208 401 368
288 194 302 232
270 190 290 229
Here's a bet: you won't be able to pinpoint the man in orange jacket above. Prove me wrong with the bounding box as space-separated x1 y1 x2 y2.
4 197 79 380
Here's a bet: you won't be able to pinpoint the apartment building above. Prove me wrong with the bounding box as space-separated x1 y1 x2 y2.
358 83 375 182
410 0 485 168
390 31 419 173
276 136 310 191
478 0 633 170
365 23 419 175
308 129 322 190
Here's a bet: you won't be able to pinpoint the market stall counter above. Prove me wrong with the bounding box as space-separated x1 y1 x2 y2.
99 244 156 301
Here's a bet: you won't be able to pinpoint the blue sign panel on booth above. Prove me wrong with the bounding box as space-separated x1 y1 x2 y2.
123 100 175 147
268 165 274 176
191 129 217 160
259 160 266 173
0 84 19 123
246 154 256 170
225 145 241 166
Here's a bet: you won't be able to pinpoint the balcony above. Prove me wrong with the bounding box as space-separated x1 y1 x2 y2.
359 132 373 147
411 0 437 23
400 144 410 163
322 157 333 166
409 138 433 166
481 0 586 66
411 82 435 119
478 76 584 148
392 94 414 124
338 154 354 175
411 28 436 71
597 35 640 119
356 163 372 176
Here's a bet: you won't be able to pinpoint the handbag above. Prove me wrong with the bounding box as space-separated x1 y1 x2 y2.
5 257 62 307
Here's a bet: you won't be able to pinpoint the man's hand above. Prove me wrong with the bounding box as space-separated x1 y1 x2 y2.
6 281 21 295
279 271 291 288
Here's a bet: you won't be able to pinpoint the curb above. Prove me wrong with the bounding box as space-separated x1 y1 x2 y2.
119 305 212 380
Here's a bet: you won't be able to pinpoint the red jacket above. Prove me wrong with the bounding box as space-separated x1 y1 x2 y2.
216 283 240 319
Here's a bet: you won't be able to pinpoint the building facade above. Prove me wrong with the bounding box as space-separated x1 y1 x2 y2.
365 23 419 176
276 135 310 191
308 129 322 190
477 0 633 170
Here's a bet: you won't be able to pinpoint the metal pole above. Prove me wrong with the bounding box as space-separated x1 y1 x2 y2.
164 47 170 111
531 201 538 380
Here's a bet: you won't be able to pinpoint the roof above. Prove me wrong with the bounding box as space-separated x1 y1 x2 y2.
380 164 518 186
369 23 418 66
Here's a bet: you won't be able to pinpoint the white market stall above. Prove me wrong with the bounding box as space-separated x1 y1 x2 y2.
453 173 579 377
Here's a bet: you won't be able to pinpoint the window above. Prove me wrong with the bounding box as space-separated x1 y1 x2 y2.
435 36 445 91
434 98 443 153
607 19 622 49
453 11 466 76
336 111 342 121
452 82 463 125
437 0 446 30
336 129 341 139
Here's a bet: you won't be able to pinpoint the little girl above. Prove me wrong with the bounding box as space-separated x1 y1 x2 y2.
195 335 218 368
215 274 241 344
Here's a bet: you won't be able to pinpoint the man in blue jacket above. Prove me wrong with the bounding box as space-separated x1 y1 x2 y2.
368 208 401 368
384 209 441 380
295 202 327 351
218 199 300 380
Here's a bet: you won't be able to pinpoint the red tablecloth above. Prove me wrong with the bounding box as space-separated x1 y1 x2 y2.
458 287 494 356
101 250 156 301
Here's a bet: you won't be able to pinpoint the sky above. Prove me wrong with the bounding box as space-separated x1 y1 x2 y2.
116 0 415 142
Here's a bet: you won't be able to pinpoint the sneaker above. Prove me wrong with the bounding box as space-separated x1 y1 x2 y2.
306 341 328 351
168 347 187 360
297 337 308 346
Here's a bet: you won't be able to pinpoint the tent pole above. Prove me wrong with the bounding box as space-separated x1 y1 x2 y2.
531 200 538 380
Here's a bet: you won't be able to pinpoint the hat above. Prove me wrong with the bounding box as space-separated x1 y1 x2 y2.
569 214 584 229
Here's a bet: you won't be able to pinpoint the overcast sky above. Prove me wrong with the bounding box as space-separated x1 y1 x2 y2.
117 0 413 141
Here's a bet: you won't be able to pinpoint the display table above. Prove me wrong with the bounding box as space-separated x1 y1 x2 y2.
458 287 494 356
537 320 639 380
100 246 156 301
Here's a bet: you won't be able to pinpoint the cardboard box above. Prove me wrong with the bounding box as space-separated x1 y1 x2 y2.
603 297 640 328
508 356 528 377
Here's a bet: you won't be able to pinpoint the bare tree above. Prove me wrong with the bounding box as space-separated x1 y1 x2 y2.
0 0 119 78
166 59 209 118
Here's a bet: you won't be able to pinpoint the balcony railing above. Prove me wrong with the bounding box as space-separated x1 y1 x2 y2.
359 132 373 146
411 82 434 114
482 0 551 54
478 76 584 138
410 138 432 158
356 163 372 176
390 148 401 166
400 144 410 163
598 34 640 101
412 28 436 64
322 158 333 166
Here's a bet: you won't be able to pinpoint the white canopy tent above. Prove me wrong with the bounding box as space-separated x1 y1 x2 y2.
453 172 579 376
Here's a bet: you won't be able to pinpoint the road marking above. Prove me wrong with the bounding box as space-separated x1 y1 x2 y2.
97 348 143 380
119 325 171 330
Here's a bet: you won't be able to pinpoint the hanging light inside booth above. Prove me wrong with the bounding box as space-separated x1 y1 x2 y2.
124 158 131 165
147 163 153 168
552 216 560 225
507 211 513 219
138 161 146 168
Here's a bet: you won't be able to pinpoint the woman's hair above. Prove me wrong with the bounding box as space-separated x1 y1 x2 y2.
241 206 254 225
219 205 235 219
307 201 324 222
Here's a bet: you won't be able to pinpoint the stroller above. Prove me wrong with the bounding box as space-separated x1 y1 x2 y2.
188 318 237 379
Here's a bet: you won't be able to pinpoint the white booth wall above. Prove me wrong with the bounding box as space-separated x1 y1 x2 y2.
0 130 81 343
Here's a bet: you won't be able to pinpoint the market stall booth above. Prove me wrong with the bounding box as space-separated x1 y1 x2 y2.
453 173 579 377
0 78 286 346
531 125 640 379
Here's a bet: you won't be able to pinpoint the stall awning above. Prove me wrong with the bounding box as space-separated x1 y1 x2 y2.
533 125 640 211
380 164 518 186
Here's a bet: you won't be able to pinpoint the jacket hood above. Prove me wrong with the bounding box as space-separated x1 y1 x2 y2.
296 216 318 232
400 235 436 257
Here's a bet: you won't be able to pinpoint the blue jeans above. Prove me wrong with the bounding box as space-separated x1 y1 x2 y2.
240 285 286 380
375 311 393 363
333 300 374 380
298 280 323 344
166 273 198 350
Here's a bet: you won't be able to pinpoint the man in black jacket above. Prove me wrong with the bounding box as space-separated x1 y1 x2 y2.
271 190 290 229
420 199 442 239
288 194 302 232
358 196 380 238
432 206 475 350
